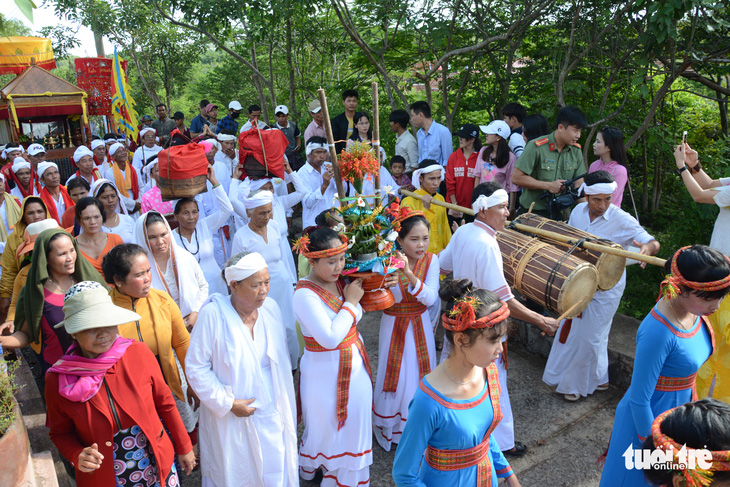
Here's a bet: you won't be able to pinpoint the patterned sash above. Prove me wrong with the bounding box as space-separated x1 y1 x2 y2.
423 363 503 486
296 279 372 430
382 253 433 392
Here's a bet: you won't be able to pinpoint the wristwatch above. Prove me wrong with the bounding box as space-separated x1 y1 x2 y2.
689 161 702 174
675 165 689 176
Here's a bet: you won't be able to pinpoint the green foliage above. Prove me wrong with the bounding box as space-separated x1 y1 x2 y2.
0 360 23 437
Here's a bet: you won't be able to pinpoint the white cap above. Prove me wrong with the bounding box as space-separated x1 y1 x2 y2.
479 120 511 139
275 105 289 115
229 101 243 111
27 143 46 156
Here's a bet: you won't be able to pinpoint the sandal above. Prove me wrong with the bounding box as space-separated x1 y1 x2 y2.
564 393 581 402
502 442 528 457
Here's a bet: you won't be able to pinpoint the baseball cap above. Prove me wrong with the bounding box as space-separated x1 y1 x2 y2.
308 99 322 114
205 103 218 112
173 111 185 120
229 101 243 111
480 120 511 139
27 143 46 156
275 105 289 115
141 114 153 122
454 123 479 139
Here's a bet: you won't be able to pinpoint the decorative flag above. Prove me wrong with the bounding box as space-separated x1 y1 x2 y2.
75 57 126 116
0 36 56 75
110 46 138 139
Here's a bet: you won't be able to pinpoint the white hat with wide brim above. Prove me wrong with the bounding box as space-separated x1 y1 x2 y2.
54 282 141 334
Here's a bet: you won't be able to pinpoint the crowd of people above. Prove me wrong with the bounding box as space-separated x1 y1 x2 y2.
0 89 729 487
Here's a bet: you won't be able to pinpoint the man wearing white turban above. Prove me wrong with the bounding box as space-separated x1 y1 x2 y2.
231 190 300 366
543 170 659 401
9 157 39 201
66 146 102 185
37 162 75 225
132 127 162 189
186 251 297 487
440 180 560 458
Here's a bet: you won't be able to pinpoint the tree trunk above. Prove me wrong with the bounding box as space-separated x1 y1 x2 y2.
250 45 267 119
641 134 649 213
93 28 105 57
286 19 296 118
719 75 729 138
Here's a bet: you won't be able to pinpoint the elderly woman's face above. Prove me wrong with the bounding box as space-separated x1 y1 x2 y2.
116 253 152 298
23 202 47 225
47 235 76 277
146 221 171 256
75 326 118 358
247 203 273 229
230 268 270 309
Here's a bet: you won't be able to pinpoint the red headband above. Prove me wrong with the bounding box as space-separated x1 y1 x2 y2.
651 407 730 486
659 246 730 301
441 298 510 332
294 233 348 259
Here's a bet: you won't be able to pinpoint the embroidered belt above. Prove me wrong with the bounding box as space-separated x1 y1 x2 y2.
382 301 430 392
655 373 697 392
303 325 372 429
425 439 493 486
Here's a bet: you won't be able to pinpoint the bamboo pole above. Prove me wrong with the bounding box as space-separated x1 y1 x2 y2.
399 189 667 267
317 88 347 202
372 82 381 207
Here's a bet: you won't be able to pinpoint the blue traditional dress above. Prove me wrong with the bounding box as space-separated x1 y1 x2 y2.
392 363 513 486
599 306 715 486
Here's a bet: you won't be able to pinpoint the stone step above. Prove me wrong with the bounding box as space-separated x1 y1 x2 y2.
19 451 59 487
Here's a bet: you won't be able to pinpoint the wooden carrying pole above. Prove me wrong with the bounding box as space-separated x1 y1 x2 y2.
399 189 667 267
371 82 381 206
317 88 347 202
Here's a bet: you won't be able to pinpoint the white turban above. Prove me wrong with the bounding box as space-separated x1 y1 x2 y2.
306 140 327 156
73 146 95 163
472 189 509 213
139 127 156 138
91 139 106 150
578 181 617 196
37 161 58 180
243 190 274 210
249 178 272 192
11 157 31 173
224 252 268 285
217 134 236 142
116 136 126 143
143 158 159 177
412 164 445 190
0 172 4 182
108 143 124 156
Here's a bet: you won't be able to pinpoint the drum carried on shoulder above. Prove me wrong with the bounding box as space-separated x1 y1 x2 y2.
511 213 626 291
496 229 597 318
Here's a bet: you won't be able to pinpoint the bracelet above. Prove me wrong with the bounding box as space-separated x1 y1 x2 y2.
675 165 689 176
212 182 221 188
689 161 702 174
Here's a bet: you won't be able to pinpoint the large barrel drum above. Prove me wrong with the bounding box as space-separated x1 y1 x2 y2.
512 213 626 291
496 229 597 318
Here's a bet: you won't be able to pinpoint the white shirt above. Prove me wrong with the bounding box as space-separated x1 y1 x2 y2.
568 202 654 250
711 181 730 256
439 220 514 302
298 162 337 228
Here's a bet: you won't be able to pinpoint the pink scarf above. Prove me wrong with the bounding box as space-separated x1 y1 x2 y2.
48 336 134 402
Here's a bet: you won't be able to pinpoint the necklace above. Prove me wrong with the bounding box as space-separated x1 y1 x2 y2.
444 366 477 385
177 228 200 262
47 276 75 294
669 299 694 330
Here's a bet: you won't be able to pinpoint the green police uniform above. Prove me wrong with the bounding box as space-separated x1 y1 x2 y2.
515 132 586 212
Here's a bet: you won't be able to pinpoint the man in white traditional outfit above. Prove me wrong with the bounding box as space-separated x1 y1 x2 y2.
185 252 297 487
132 127 163 189
439 181 560 457
542 170 659 401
